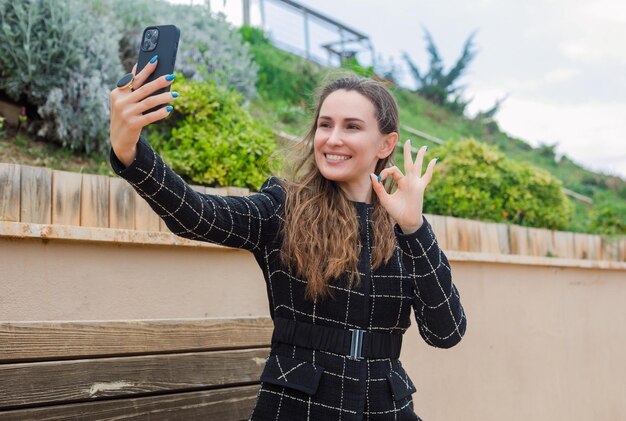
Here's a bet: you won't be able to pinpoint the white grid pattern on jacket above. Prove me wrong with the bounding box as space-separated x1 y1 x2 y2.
110 137 466 421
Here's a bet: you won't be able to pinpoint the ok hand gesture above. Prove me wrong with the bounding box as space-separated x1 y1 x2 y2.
370 140 437 234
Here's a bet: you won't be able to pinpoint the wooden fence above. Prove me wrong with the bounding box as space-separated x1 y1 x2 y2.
1 162 624 262
0 317 272 420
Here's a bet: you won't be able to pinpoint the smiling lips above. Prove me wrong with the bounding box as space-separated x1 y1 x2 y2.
325 153 352 161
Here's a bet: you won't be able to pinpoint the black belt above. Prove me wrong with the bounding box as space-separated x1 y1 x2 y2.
271 317 403 360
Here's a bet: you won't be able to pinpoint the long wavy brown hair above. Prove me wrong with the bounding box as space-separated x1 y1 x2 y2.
278 75 400 303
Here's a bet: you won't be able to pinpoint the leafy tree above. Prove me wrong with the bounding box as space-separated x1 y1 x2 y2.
403 27 505 117
403 28 477 114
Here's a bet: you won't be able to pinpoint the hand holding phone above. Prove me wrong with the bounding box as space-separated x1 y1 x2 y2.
136 25 180 113
109 24 180 166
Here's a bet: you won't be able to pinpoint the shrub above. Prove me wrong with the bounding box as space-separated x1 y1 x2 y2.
146 75 279 190
423 138 574 230
588 191 626 235
0 0 122 155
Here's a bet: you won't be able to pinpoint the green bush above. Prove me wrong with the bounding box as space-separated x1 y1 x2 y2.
588 191 626 235
146 75 279 190
0 0 122 154
423 138 574 230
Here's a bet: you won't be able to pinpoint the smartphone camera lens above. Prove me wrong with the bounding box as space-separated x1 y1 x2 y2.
141 29 159 51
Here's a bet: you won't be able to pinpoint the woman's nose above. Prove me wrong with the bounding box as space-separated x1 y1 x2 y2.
327 128 343 145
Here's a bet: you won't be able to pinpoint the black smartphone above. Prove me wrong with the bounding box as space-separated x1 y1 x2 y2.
136 24 180 114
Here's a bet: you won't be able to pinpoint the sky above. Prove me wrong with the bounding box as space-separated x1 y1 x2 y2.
173 0 626 179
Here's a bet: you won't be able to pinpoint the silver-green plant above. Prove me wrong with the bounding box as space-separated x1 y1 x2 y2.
105 0 258 100
0 0 123 154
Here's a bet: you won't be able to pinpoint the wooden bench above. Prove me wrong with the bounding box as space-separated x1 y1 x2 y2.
0 317 273 420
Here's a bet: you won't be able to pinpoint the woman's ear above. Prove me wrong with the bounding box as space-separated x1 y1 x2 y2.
377 132 399 159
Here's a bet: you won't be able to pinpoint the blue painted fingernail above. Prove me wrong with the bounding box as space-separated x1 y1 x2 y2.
166 105 173 112
435 157 439 163
425 145 428 151
409 138 412 144
377 174 382 183
165 74 176 81
171 92 179 98
150 54 158 63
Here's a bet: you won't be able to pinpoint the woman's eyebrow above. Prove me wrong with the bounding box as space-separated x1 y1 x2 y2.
318 116 366 123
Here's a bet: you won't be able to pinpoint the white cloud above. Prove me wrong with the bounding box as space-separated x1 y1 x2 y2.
543 68 579 84
585 0 626 24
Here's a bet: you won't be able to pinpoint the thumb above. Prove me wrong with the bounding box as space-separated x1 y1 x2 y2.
370 173 390 207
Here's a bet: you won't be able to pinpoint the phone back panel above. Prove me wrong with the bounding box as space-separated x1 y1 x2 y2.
136 25 180 112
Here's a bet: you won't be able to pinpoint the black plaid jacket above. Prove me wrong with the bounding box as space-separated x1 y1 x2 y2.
110 137 467 421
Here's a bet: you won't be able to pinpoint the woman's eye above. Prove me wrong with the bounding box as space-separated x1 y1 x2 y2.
348 125 359 129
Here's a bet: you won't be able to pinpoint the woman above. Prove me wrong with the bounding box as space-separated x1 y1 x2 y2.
109 58 467 420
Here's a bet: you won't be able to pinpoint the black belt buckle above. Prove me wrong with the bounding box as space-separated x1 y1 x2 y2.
349 329 365 360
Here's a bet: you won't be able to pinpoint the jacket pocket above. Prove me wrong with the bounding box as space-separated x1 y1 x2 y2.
260 354 325 396
386 363 417 401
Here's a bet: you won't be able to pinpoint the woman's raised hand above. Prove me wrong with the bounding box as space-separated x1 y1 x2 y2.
370 139 437 234
109 57 178 167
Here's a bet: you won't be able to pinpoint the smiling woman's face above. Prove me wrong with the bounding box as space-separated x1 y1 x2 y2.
314 89 395 197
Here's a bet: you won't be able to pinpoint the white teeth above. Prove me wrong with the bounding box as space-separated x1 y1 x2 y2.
326 154 351 161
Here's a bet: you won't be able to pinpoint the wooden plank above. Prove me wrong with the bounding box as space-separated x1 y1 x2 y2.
589 234 603 261
527 226 555 258
573 232 588 260
496 223 511 255
0 317 274 362
51 170 82 226
600 235 623 262
0 384 259 421
0 163 20 222
80 174 109 228
480 221 503 254
455 218 479 252
109 177 136 230
553 231 576 259
509 225 529 256
20 165 52 224
425 213 447 250
0 348 269 408
133 190 160 232
444 216 460 251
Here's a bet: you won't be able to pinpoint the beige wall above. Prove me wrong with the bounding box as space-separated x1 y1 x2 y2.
1 225 625 420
